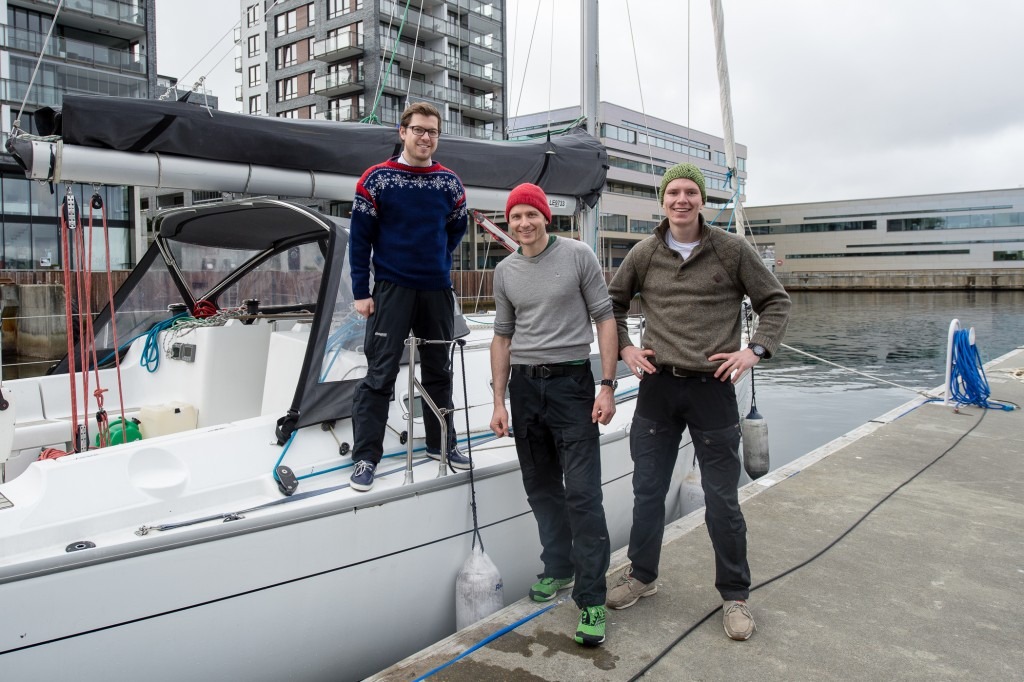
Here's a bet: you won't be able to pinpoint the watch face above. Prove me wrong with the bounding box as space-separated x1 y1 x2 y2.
751 344 765 357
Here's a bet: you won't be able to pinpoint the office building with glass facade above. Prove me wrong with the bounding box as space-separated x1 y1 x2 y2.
745 189 1024 287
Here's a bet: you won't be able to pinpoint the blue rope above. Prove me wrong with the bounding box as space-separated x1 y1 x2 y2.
139 313 189 373
707 185 743 232
413 601 563 681
273 431 500 483
949 329 1014 411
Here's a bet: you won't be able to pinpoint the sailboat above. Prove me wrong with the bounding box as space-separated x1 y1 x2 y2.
0 2 758 679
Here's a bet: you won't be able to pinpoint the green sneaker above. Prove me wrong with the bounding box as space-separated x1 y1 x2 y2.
574 605 606 646
528 576 574 602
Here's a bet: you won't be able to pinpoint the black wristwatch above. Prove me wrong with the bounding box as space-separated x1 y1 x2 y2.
599 379 618 389
748 343 767 358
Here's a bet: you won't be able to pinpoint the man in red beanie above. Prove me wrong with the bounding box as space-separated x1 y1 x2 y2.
489 182 618 646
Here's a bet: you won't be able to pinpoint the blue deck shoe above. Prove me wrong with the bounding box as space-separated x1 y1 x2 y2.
425 445 472 470
350 460 376 492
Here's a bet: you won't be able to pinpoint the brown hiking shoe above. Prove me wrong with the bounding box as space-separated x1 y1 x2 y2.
606 568 658 610
723 600 755 640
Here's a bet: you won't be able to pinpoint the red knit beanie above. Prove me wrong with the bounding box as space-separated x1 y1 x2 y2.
505 183 552 223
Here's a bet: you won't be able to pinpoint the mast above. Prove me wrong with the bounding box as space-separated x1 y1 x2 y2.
580 0 600 252
710 0 747 238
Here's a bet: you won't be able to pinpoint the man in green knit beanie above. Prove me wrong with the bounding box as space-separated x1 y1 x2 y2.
606 162 791 642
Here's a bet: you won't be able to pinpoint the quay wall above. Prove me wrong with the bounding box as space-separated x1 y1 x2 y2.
776 268 1024 290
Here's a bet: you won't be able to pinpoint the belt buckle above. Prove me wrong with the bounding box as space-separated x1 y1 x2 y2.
537 365 552 379
670 366 687 378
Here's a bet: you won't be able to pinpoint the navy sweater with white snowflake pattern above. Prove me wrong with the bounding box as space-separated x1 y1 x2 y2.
349 157 468 300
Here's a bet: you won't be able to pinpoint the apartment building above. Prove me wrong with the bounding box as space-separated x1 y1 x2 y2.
0 0 157 270
238 0 504 138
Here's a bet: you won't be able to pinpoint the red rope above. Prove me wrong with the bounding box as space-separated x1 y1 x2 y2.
193 300 218 318
95 193 127 431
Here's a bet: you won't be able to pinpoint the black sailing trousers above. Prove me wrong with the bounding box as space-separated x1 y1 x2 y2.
351 281 455 465
509 365 610 608
627 371 750 601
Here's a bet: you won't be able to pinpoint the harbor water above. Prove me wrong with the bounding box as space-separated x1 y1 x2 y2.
755 290 1024 470
2 290 1022 465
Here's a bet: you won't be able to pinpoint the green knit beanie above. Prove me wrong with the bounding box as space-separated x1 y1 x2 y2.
659 163 707 204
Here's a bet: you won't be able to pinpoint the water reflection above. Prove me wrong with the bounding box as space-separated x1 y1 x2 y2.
755 290 1024 467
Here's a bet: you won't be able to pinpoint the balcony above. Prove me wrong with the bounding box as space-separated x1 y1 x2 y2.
235 85 242 102
470 1 501 22
1 26 145 75
234 56 242 73
381 77 502 120
31 0 145 35
380 1 447 38
314 68 365 97
378 37 447 72
312 32 364 62
442 120 498 140
446 56 502 87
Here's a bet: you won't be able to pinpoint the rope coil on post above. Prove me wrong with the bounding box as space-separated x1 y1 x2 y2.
949 328 1015 411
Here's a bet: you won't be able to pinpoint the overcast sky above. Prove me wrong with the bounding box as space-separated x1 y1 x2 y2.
156 0 1024 206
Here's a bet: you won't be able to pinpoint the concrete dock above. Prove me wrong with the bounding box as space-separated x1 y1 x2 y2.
369 349 1024 681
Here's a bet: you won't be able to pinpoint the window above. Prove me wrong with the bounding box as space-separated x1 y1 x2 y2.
328 0 363 18
248 64 261 87
277 43 297 68
600 214 628 232
276 11 297 36
246 4 260 27
277 76 298 102
249 95 262 115
994 251 1024 261
888 212 1024 232
247 34 261 57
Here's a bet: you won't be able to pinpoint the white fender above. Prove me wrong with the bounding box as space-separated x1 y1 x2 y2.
455 545 504 630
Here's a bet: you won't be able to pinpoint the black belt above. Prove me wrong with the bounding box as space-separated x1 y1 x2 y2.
512 363 590 379
658 365 716 379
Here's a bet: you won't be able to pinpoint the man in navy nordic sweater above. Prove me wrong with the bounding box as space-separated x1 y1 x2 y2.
348 102 469 492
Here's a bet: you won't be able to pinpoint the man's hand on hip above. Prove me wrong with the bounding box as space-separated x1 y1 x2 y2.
709 348 760 383
621 345 656 378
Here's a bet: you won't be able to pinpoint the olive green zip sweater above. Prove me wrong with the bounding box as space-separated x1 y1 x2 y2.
608 217 791 372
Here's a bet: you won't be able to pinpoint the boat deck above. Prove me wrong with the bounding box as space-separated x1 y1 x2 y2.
368 348 1024 681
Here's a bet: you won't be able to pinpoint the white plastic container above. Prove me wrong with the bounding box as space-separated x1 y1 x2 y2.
139 402 198 439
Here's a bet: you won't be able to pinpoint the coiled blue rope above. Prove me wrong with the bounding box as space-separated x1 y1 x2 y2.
140 313 189 373
949 329 1014 411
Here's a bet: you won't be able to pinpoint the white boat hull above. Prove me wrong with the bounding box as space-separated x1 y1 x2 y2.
0 318 727 681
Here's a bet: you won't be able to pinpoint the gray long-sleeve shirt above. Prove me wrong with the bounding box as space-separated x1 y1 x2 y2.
493 237 614 365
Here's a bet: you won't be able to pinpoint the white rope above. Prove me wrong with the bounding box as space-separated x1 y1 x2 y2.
510 0 544 126
624 0 661 205
14 0 65 131
546 0 554 129
403 0 426 107
780 343 938 398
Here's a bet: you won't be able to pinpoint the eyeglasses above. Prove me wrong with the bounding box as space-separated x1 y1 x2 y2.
405 125 441 139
